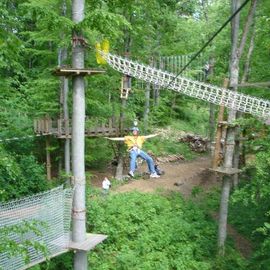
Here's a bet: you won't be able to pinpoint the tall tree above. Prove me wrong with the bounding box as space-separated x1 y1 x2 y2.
218 0 258 255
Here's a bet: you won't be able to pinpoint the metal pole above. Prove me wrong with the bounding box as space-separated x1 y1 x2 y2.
71 0 87 269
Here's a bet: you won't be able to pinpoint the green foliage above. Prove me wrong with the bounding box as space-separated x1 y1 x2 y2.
85 138 114 169
87 191 246 269
229 138 270 269
0 145 48 202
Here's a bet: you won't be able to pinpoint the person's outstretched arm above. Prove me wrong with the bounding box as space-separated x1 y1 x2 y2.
105 137 125 141
144 134 159 139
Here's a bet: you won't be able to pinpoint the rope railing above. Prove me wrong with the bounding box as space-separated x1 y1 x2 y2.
102 52 270 119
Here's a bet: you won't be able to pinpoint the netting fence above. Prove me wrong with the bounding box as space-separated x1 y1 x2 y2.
0 186 73 270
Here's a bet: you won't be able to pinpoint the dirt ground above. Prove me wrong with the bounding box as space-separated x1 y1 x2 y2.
89 155 252 258
114 156 216 196
90 156 216 195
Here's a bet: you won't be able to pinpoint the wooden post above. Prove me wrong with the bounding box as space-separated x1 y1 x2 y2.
46 136 52 180
71 0 87 269
212 79 229 169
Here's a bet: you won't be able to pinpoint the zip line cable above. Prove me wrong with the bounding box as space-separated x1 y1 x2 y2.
166 0 251 89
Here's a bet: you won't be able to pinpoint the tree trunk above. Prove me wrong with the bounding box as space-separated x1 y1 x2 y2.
115 149 124 180
71 1 87 269
59 0 71 182
233 19 256 187
233 113 242 187
209 104 215 150
46 136 52 180
241 21 256 84
153 58 160 105
115 96 127 180
218 175 231 255
62 50 71 181
217 0 257 254
144 81 151 132
218 0 240 255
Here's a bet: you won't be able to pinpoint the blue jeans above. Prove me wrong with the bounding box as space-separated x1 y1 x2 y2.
129 149 156 174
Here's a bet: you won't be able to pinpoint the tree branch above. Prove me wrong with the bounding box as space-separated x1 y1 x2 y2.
238 0 257 59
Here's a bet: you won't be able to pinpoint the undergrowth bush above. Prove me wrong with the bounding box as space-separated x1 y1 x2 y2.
87 191 246 270
230 143 270 270
0 145 48 202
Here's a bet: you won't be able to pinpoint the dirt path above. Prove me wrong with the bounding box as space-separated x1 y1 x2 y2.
115 156 216 196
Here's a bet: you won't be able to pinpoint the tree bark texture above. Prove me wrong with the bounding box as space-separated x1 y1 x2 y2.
71 0 87 269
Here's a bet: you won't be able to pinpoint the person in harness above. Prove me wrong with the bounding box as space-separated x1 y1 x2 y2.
106 127 160 178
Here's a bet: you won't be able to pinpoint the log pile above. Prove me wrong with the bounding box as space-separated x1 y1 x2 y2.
147 150 185 163
179 134 208 153
155 154 185 163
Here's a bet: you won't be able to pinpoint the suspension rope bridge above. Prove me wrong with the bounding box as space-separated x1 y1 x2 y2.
100 51 270 120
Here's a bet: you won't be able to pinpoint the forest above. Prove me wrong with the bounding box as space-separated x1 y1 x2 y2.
0 0 270 269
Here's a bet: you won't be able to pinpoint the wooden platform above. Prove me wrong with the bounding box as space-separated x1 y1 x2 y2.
19 233 107 270
209 167 241 175
34 118 129 138
68 233 107 251
53 67 105 77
